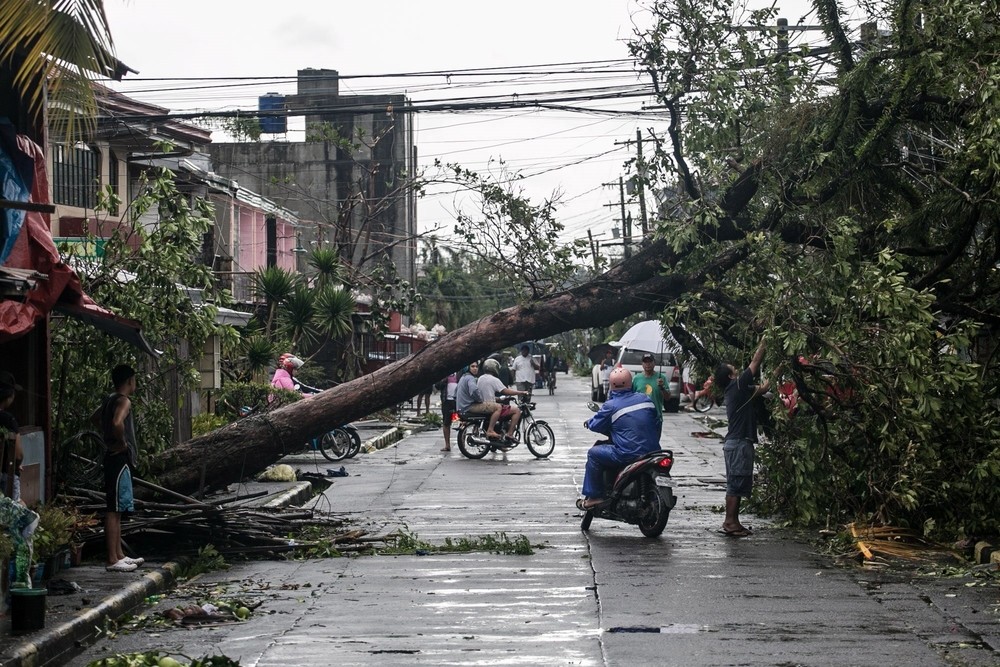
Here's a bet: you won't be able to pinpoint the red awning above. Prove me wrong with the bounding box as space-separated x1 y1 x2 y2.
0 132 155 356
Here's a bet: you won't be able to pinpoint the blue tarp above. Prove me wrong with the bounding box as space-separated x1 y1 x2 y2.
0 119 33 265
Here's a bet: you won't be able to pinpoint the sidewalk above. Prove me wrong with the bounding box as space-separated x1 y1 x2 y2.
0 422 405 667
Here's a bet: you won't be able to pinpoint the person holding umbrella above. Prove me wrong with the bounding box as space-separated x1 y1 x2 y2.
632 353 669 437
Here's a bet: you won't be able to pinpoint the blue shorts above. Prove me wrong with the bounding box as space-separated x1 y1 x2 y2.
104 451 135 513
723 438 754 497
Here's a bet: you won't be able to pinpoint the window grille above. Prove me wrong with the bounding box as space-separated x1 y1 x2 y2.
51 143 100 209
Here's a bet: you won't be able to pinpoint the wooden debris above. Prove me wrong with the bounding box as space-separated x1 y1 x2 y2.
847 522 959 562
64 484 390 559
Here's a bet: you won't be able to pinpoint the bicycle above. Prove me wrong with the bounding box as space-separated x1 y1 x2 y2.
456 398 555 460
61 430 105 490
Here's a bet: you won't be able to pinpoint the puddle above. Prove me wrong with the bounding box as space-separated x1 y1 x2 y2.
607 624 708 634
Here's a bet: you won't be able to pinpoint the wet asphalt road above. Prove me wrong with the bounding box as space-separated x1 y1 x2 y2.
68 374 999 666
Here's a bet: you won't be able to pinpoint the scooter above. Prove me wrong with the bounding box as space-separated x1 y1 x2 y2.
579 403 677 537
579 446 677 537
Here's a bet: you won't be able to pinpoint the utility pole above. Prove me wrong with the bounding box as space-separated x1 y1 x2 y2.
614 132 650 239
777 17 790 102
619 176 631 259
635 129 649 236
729 18 828 101
587 229 599 271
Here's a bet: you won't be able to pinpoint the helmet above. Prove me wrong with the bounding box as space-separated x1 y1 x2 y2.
482 358 501 376
279 353 304 372
609 366 632 391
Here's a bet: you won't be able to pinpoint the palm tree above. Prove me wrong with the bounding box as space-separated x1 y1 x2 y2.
0 0 123 141
314 285 354 341
251 266 297 335
306 247 347 289
280 284 318 349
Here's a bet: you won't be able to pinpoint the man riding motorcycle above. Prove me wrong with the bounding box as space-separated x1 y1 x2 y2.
578 367 661 510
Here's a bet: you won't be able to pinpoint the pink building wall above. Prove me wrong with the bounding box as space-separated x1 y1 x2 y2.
236 204 296 272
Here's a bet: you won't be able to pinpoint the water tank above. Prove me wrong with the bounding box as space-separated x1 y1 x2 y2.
258 93 286 134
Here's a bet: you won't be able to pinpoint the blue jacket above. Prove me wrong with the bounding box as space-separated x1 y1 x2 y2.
585 389 661 459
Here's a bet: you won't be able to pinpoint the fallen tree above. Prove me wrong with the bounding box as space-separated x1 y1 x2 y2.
146 231 735 494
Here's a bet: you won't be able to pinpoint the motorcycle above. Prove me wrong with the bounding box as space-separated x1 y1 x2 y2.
295 382 362 461
456 397 555 459
579 403 677 537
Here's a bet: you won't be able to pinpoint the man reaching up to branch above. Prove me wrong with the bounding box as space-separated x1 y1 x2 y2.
714 339 769 538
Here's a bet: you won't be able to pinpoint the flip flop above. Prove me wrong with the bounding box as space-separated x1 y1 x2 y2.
717 527 753 537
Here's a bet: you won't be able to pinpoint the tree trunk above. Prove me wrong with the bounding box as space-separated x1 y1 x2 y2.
147 237 692 495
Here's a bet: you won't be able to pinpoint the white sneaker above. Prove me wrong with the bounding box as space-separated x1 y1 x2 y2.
124 556 144 567
106 558 137 572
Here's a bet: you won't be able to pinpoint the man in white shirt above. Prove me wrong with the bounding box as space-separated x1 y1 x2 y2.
511 345 540 399
478 358 528 441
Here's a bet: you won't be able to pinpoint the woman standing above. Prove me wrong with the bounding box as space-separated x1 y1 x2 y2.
437 372 459 451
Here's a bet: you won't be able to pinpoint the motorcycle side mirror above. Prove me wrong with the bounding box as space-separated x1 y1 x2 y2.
586 401 600 413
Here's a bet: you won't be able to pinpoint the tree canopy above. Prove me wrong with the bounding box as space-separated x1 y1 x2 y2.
623 0 1000 534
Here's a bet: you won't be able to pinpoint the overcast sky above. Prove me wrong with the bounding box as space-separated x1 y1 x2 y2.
103 0 842 255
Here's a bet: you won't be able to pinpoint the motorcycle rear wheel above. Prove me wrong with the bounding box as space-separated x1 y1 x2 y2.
320 430 351 462
343 428 362 458
457 422 491 459
693 394 714 413
525 421 555 458
637 490 670 537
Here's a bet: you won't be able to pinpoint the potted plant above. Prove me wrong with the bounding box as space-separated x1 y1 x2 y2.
32 504 76 582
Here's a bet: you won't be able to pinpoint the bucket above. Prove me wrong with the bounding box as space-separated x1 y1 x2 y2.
10 587 46 633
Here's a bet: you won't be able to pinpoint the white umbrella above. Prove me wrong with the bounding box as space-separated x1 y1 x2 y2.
617 320 679 356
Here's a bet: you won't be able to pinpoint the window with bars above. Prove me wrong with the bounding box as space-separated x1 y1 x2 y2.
51 143 100 209
108 150 119 215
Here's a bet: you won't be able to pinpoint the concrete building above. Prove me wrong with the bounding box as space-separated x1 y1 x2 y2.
208 68 418 286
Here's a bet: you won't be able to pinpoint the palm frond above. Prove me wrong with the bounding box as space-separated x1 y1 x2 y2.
315 286 355 339
0 0 117 141
306 247 346 287
279 285 319 347
242 335 277 376
252 266 298 303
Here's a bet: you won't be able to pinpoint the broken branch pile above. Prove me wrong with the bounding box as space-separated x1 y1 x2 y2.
62 481 391 559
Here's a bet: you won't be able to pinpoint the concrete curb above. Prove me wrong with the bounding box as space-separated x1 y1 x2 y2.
1 562 182 667
262 481 315 509
973 540 998 565
361 426 409 453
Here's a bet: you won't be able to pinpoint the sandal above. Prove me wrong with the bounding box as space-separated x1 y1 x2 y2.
575 498 605 511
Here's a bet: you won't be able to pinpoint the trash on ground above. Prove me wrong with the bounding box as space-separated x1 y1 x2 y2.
256 464 297 482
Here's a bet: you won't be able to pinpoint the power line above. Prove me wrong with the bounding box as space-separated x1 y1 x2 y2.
101 58 638 83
